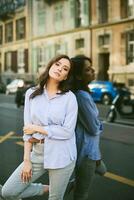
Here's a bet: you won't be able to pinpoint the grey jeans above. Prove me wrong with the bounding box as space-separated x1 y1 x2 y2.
2 144 75 200
74 157 96 200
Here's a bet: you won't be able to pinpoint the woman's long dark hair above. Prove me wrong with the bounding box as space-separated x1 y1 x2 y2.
30 54 73 99
71 55 92 93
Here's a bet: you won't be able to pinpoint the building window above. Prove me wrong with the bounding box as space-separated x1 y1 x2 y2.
98 34 110 47
83 0 88 15
128 79 134 86
98 0 108 23
55 43 68 55
70 0 75 18
5 52 12 70
54 3 63 31
81 0 90 26
55 4 63 22
127 31 134 63
128 0 134 17
37 47 45 67
17 49 25 68
5 22 13 43
17 0 26 6
75 38 85 49
16 18 25 40
37 1 46 35
121 0 134 18
0 26 3 45
75 0 81 27
74 0 90 27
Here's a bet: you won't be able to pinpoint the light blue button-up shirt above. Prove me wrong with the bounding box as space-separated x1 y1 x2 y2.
23 88 78 169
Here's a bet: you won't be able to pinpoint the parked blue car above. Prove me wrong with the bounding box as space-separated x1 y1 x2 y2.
88 81 118 105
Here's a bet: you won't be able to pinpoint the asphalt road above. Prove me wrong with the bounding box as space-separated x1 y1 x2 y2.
0 94 134 200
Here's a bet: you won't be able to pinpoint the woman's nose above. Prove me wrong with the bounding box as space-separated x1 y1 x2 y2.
57 66 62 71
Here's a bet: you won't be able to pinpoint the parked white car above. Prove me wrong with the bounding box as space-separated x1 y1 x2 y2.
6 79 24 94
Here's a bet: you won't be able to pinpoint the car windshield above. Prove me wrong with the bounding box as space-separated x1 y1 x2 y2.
10 80 19 85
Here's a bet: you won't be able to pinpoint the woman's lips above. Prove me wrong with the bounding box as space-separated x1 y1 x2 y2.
54 72 60 76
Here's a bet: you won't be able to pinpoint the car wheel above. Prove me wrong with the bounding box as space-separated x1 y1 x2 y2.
102 94 112 105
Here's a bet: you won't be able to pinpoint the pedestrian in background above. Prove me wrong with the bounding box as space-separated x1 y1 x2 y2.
1 54 78 200
71 55 106 200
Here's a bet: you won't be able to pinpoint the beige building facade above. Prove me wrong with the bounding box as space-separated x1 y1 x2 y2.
30 0 91 74
0 0 134 93
0 0 31 83
91 0 134 92
0 0 91 83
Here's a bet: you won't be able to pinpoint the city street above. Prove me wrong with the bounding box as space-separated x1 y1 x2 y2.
0 0 134 199
0 94 134 200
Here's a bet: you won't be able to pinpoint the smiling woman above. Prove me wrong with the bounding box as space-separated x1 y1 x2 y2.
1 54 78 200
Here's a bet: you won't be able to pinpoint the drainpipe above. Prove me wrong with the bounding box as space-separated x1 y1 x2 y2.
90 0 92 61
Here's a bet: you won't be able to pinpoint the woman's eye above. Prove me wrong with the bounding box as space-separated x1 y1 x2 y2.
56 62 60 66
87 68 92 72
63 68 68 71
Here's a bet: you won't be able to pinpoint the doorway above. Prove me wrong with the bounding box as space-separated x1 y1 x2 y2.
98 53 109 80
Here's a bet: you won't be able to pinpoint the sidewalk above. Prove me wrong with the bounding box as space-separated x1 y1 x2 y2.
102 116 134 127
114 118 134 126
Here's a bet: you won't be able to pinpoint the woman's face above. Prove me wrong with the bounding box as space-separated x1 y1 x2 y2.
49 58 71 82
82 60 95 84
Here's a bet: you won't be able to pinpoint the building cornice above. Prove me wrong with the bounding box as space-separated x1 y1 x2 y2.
90 18 134 29
24 18 134 41
0 39 28 49
30 26 90 41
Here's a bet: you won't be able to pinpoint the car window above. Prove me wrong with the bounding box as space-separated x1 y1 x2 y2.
10 80 19 85
89 83 107 89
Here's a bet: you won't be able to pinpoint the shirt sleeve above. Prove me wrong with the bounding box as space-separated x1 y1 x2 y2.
44 95 78 140
77 93 102 136
23 88 33 142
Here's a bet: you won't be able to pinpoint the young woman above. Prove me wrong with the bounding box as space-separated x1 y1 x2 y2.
71 55 104 200
1 55 78 200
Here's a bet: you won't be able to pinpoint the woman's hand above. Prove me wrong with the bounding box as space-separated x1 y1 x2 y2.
21 160 32 183
23 124 37 134
23 124 48 135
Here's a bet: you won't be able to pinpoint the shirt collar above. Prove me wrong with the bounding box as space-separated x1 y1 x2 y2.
44 87 62 100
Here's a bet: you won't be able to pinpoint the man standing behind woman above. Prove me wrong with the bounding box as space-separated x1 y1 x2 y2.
1 55 78 200
71 55 104 200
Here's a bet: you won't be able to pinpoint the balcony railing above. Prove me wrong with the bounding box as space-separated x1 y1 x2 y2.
0 0 25 20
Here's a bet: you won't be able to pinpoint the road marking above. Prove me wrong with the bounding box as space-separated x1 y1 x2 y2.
16 141 24 146
104 172 134 187
2 132 133 188
0 136 22 139
0 132 15 143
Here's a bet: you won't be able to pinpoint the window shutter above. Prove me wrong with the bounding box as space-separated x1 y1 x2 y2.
24 49 28 72
11 51 17 72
